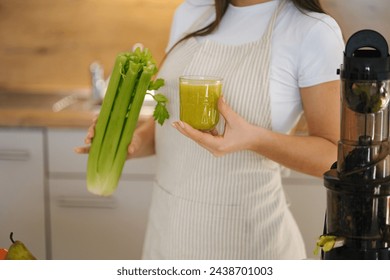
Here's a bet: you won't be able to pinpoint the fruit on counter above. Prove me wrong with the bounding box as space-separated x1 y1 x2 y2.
0 248 8 260
87 47 169 196
5 232 37 260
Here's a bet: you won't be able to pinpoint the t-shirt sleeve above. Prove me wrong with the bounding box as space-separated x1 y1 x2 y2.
165 0 214 52
298 16 345 87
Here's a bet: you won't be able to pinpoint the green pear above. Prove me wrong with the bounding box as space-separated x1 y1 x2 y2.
5 232 37 260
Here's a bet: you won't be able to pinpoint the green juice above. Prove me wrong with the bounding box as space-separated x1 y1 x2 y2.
179 76 222 131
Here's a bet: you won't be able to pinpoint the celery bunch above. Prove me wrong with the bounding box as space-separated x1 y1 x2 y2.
87 47 168 196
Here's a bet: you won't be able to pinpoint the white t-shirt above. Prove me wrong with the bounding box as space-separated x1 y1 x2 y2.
166 0 345 133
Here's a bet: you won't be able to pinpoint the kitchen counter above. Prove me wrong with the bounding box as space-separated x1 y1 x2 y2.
0 90 96 128
0 90 307 133
0 91 153 128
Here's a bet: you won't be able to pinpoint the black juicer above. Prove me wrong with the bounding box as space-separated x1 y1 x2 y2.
322 29 390 260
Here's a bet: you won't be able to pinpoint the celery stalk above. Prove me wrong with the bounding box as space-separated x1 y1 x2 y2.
86 48 168 197
86 54 128 191
97 61 141 175
111 65 155 180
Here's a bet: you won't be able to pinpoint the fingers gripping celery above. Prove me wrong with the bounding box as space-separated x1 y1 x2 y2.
87 48 168 196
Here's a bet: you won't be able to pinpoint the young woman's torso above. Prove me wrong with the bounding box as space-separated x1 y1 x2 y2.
167 0 344 133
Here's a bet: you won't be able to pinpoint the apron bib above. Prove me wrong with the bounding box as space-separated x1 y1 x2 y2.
142 0 306 259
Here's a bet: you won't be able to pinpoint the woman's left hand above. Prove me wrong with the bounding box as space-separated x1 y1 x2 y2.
172 97 255 156
173 81 340 178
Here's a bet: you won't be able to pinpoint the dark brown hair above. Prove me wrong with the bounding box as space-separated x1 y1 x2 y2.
169 0 325 51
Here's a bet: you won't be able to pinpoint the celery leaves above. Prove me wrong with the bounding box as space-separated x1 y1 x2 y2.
147 92 169 125
147 78 169 125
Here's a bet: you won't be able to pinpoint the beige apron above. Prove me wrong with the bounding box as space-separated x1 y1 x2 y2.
142 0 306 259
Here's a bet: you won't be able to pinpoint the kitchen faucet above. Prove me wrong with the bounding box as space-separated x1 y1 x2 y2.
89 61 108 103
89 44 144 103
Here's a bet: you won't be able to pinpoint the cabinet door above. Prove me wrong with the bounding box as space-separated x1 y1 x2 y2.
47 128 156 175
47 128 156 259
0 128 46 259
49 178 154 260
282 171 325 259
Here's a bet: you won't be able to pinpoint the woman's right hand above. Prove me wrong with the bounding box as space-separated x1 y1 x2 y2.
74 115 156 159
73 114 98 154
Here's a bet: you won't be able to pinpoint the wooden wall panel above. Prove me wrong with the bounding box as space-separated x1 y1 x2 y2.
0 0 181 92
1 0 389 93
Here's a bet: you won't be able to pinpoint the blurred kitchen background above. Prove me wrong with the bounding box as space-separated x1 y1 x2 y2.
1 0 389 93
0 0 389 260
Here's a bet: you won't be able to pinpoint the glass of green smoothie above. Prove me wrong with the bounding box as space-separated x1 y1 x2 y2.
179 75 223 131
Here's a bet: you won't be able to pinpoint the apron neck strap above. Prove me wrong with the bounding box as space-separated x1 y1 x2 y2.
263 0 287 41
187 0 287 42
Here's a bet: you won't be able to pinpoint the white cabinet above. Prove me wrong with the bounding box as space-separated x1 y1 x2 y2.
49 178 153 259
0 128 46 259
282 171 326 260
47 128 155 259
0 126 327 260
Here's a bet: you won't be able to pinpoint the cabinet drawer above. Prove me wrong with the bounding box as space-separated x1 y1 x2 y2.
47 128 156 175
49 178 154 259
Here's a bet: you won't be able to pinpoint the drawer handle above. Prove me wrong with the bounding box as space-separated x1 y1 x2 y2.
0 149 30 161
56 196 117 209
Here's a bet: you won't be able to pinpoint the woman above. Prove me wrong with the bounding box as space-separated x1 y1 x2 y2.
78 0 344 259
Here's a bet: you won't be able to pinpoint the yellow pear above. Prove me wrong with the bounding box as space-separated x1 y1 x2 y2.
5 232 37 260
